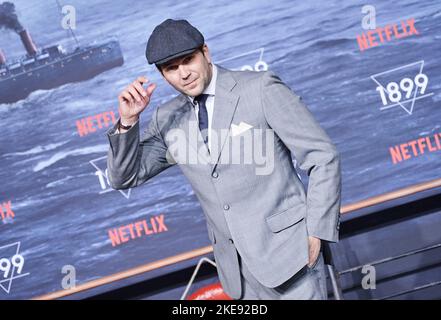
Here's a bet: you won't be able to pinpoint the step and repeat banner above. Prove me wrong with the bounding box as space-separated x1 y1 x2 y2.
0 0 439 299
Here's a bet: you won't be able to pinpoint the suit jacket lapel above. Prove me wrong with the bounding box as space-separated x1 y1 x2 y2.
169 66 240 171
210 66 240 171
171 94 212 166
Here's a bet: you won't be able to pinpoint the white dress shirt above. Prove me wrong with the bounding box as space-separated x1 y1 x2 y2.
187 63 217 152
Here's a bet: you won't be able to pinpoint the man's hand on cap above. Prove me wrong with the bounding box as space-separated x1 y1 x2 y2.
118 76 156 124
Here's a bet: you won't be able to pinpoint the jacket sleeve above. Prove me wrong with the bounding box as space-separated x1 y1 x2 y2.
260 71 342 242
106 107 175 190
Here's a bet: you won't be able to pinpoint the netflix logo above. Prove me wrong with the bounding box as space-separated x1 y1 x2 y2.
108 214 169 247
76 110 117 137
0 200 15 223
389 132 441 164
356 18 419 52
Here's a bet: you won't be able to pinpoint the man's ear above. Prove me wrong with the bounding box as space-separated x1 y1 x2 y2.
201 44 212 64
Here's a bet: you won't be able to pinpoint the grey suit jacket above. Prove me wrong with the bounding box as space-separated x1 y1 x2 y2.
106 65 341 299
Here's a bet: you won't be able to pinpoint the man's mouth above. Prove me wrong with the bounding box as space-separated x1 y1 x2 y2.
184 78 198 87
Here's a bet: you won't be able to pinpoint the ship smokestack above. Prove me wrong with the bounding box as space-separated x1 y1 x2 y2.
0 2 23 32
1 2 38 56
19 29 37 56
0 48 6 64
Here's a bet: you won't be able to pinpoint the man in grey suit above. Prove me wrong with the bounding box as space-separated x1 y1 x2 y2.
106 19 341 300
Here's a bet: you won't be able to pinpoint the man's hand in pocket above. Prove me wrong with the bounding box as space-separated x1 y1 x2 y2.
308 236 321 268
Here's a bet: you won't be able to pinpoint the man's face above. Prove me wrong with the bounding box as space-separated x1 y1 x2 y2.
159 44 213 97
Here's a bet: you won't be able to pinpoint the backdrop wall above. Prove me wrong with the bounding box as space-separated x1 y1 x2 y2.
0 0 440 299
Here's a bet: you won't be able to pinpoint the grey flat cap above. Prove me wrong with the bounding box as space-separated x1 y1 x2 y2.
146 19 204 65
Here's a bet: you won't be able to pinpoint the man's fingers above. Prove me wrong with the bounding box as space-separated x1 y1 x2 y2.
137 76 149 84
307 238 320 267
146 83 156 97
308 252 317 267
119 78 153 108
127 86 142 102
121 91 133 104
133 81 147 97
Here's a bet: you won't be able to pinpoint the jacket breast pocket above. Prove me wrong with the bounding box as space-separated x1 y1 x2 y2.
266 202 306 233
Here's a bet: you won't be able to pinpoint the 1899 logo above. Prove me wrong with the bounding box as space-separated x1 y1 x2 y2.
0 242 30 295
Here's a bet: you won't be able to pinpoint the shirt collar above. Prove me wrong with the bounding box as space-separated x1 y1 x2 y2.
187 63 217 105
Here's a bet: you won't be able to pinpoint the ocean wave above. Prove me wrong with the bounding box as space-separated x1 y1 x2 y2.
310 38 354 50
45 175 75 188
33 144 109 172
4 141 68 157
0 88 52 111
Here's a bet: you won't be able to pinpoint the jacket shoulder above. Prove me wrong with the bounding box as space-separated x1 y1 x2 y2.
222 66 270 84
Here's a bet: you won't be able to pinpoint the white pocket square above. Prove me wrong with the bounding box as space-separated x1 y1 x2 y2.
231 121 253 137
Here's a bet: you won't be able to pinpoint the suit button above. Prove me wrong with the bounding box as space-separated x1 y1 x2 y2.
223 204 230 211
229 239 234 244
212 172 219 178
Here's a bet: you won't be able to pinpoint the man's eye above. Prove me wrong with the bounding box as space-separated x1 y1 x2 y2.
184 56 193 63
166 65 178 71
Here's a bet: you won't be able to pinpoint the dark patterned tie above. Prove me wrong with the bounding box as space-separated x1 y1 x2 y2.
194 93 209 146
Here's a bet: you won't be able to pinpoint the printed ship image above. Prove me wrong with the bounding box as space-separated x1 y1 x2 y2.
0 2 124 104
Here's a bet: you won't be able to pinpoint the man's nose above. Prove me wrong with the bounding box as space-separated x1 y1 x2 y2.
179 65 190 80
